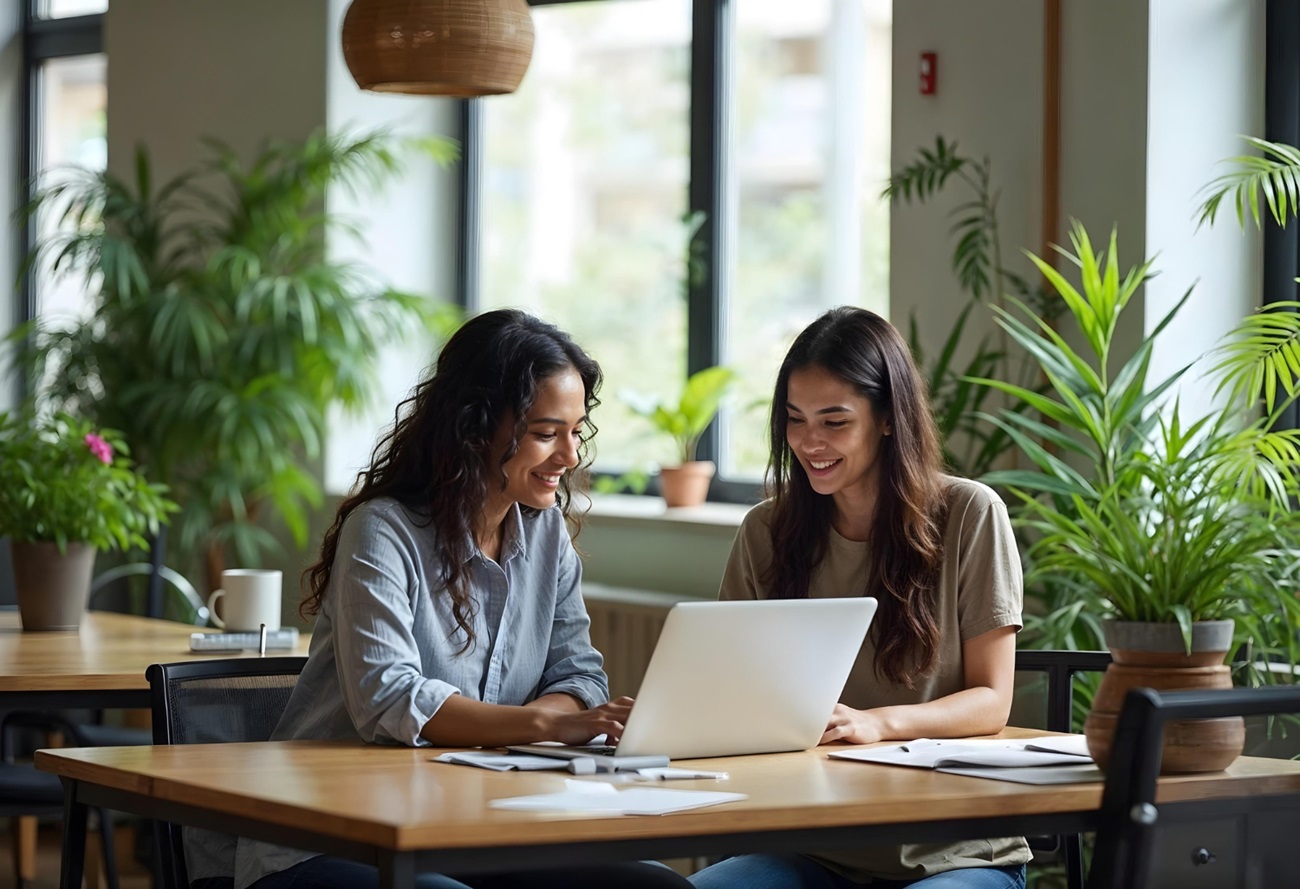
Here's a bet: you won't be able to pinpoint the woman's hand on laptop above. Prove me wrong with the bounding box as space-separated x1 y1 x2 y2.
820 704 886 745
543 695 635 745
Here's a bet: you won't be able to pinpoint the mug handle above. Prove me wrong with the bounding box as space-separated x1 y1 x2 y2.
206 588 227 629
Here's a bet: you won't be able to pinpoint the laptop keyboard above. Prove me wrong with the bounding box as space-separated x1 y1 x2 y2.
583 745 619 756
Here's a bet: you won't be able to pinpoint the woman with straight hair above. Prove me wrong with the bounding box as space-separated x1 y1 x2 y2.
228 309 692 889
690 306 1027 889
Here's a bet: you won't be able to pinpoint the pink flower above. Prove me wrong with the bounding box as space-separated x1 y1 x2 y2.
85 433 113 465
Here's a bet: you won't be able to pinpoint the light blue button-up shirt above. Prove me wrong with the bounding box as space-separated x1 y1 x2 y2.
228 497 609 888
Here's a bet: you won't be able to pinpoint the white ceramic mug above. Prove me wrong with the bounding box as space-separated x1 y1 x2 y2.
207 569 282 631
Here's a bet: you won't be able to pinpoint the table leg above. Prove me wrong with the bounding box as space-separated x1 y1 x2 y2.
377 851 415 889
58 778 87 889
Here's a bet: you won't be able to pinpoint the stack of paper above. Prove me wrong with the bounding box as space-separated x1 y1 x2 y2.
828 736 1103 785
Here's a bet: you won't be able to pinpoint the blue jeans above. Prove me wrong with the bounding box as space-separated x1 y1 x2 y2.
247 855 693 889
688 854 1026 889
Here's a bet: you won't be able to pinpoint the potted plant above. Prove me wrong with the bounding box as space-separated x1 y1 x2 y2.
622 365 736 507
0 411 177 630
971 221 1300 773
8 130 460 592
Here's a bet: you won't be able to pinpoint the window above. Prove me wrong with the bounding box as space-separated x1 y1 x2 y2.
479 0 692 470
31 53 107 321
39 0 108 17
468 0 892 495
19 2 106 374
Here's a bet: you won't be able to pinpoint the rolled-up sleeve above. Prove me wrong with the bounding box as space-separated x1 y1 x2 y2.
330 509 457 746
534 540 609 708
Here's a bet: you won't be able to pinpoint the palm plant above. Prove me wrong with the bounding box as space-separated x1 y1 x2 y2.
969 220 1300 681
8 130 461 590
887 136 1059 477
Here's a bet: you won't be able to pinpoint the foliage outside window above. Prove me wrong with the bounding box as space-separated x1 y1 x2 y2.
476 0 891 493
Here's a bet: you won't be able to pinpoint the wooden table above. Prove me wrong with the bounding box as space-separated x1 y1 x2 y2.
37 731 1300 889
0 611 312 709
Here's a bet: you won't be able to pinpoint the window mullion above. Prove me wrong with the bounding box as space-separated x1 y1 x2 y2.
457 98 483 313
687 0 731 465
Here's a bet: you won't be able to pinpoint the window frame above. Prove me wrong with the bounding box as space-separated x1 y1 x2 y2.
13 2 105 404
456 0 762 502
1265 0 1300 432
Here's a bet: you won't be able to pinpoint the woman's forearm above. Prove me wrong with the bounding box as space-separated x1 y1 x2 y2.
525 692 585 713
871 685 1011 741
419 694 551 747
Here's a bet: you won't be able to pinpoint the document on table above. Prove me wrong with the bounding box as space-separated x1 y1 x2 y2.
828 735 1101 783
489 779 747 815
434 751 573 771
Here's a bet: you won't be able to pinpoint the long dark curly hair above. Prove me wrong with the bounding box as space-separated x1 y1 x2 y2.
301 309 602 652
765 306 946 687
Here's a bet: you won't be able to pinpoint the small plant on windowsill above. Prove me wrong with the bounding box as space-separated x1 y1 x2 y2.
620 366 736 507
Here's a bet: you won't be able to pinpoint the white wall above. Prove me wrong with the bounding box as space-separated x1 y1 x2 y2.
1057 0 1151 376
889 0 1156 369
889 0 1043 365
892 0 1264 423
105 0 329 185
1144 0 1264 419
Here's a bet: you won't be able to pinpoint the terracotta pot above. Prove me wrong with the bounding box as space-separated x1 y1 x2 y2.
658 461 716 508
10 540 97 631
1084 619 1244 774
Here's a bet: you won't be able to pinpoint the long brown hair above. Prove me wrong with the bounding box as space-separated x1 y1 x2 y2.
301 309 602 652
765 306 946 686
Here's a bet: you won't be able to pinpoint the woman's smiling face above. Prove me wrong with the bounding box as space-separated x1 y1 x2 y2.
492 367 588 511
785 365 891 502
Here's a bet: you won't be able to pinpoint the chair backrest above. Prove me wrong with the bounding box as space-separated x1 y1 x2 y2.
91 562 211 625
1013 649 1112 733
1088 685 1300 889
1012 650 1111 889
147 657 307 889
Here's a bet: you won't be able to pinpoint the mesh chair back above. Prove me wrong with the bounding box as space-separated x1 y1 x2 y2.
147 657 307 889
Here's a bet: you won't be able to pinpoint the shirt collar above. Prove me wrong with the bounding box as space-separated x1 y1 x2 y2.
467 502 527 565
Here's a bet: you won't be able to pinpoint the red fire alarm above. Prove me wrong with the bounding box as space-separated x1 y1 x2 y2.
919 51 937 95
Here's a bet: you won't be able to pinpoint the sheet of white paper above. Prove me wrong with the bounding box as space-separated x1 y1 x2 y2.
489 784 747 816
828 737 1093 769
433 752 571 771
1023 735 1091 757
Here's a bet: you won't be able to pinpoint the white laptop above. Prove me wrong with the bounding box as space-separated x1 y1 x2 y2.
511 597 877 762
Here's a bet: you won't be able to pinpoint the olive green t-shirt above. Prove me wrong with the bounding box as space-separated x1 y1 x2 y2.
719 475 1029 882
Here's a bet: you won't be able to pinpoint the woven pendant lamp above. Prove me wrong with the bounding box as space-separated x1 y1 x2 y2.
342 0 535 97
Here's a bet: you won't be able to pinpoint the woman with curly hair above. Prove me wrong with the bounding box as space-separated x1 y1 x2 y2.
229 309 691 889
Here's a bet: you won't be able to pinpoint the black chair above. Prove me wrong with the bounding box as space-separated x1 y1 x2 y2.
147 657 308 889
1013 649 1112 889
1087 685 1300 889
